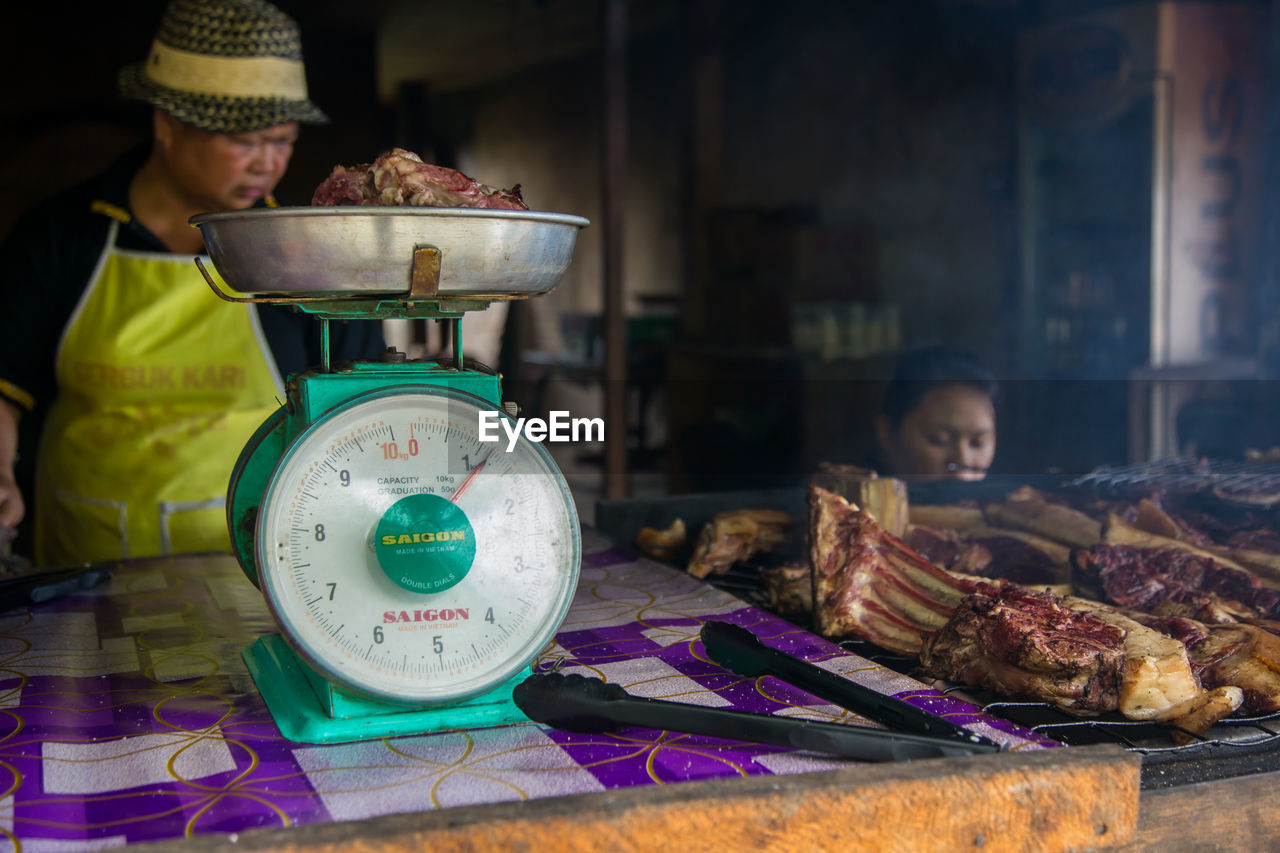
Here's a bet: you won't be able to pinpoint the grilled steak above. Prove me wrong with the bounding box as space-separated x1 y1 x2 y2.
1073 544 1280 622
1138 614 1280 713
906 524 1069 586
920 587 1126 714
1063 597 1207 722
962 527 1070 585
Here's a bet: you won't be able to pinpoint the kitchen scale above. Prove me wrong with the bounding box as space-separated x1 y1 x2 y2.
190 207 589 744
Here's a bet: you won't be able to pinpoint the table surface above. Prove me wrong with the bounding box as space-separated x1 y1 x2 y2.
0 530 1052 849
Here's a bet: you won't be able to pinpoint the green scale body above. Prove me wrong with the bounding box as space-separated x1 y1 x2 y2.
229 355 580 744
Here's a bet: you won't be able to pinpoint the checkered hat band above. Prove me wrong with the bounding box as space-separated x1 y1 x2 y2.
146 41 307 100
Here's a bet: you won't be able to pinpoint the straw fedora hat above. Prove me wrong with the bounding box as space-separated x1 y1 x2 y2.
118 0 329 133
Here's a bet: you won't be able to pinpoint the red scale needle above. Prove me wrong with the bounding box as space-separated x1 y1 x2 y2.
450 451 493 504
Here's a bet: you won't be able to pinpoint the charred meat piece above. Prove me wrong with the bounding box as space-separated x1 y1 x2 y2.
961 527 1071 586
1131 498 1217 549
1139 614 1280 714
1228 528 1280 553
635 519 687 563
808 488 1225 727
920 587 1126 714
1103 514 1264 579
1183 624 1280 713
1073 544 1280 622
1063 597 1209 722
984 492 1102 549
312 148 528 210
761 561 815 619
1167 687 1246 744
685 509 791 579
1226 529 1280 587
906 524 1068 586
809 486 976 655
903 525 993 575
1133 504 1280 583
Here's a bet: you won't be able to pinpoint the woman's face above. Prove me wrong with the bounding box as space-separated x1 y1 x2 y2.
876 384 996 481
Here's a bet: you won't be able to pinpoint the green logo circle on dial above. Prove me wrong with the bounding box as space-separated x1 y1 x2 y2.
374 494 476 594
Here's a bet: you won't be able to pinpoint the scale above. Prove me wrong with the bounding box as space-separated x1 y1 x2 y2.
190 206 590 744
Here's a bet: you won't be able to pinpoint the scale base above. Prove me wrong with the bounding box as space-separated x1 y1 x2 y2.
244 634 532 744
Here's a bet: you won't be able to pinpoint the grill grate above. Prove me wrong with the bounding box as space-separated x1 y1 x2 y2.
1067 457 1280 506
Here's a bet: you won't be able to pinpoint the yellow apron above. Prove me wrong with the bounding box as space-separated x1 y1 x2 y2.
35 219 284 565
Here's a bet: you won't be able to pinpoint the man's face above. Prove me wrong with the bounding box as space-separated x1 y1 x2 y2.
877 384 996 481
156 113 299 211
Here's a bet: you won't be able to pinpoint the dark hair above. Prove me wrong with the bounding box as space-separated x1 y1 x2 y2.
879 344 997 425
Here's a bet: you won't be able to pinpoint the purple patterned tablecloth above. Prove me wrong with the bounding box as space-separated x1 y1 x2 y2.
0 530 1053 849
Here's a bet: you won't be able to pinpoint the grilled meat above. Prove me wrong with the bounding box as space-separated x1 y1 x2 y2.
983 492 1102 548
1132 498 1217 549
1063 596 1209 722
961 527 1071 586
1072 544 1280 623
634 518 687 563
312 148 528 210
811 487 1222 724
908 503 986 531
920 587 1126 714
906 523 1069 586
903 525 993 575
1138 614 1280 714
685 509 791 579
761 560 815 619
1103 515 1264 579
809 486 973 655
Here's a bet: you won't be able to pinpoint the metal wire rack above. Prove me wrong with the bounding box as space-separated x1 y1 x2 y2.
1068 457 1280 506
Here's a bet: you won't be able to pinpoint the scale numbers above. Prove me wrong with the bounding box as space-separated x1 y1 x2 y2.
256 386 580 704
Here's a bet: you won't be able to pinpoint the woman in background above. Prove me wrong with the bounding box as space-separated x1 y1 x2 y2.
871 344 998 482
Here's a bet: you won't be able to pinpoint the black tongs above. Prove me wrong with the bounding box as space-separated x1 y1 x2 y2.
513 672 998 761
699 620 999 750
0 563 110 613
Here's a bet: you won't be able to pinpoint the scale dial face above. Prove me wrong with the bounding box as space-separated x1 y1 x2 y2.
256 385 580 705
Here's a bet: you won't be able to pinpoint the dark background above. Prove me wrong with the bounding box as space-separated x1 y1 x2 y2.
4 0 1280 497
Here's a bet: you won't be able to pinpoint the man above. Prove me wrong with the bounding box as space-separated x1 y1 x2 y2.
0 0 382 565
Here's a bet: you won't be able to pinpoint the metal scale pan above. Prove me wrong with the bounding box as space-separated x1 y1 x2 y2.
191 207 590 300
